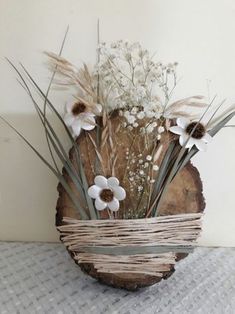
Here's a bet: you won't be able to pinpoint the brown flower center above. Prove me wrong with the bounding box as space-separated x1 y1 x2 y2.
100 189 114 202
185 122 205 139
72 102 86 116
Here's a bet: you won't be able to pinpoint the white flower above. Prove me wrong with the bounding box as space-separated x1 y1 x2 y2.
158 126 165 133
153 165 159 171
124 111 136 124
64 102 102 136
88 175 126 212
145 110 155 118
169 118 212 151
146 125 154 133
137 111 145 120
131 107 138 114
136 86 146 99
146 155 152 161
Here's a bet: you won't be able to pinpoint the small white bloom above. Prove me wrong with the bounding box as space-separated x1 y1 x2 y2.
169 118 212 151
158 126 165 133
88 175 126 212
153 165 159 171
136 86 146 98
146 125 154 133
145 110 155 119
64 102 101 137
146 155 152 161
124 111 136 124
131 107 138 114
139 170 145 176
137 111 145 120
93 103 103 115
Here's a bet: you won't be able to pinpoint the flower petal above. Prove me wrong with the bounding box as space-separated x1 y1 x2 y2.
95 197 107 211
80 114 96 131
107 177 119 188
177 117 189 129
185 137 195 149
179 133 188 146
113 186 126 201
71 122 81 136
64 113 75 126
108 198 119 211
94 103 102 115
94 175 108 188
202 133 212 143
82 123 96 131
88 185 101 199
195 139 207 151
66 102 73 113
170 126 184 135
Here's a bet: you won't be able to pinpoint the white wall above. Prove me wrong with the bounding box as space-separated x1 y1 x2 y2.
0 0 235 245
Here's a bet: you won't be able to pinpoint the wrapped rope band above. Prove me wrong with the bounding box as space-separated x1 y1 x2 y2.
58 213 203 277
58 213 202 250
74 252 176 277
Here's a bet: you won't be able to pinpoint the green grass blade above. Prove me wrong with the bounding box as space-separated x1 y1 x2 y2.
21 83 89 216
0 115 88 219
43 26 69 172
19 63 74 141
9 58 83 188
79 161 97 219
21 62 98 218
150 141 176 204
19 63 85 192
209 111 235 137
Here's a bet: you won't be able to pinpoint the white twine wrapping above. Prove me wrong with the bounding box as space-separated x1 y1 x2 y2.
74 252 176 277
58 213 203 277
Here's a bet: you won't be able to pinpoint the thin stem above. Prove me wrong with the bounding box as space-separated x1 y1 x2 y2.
43 25 69 172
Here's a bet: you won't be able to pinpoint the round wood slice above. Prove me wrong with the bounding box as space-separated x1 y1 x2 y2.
56 115 205 290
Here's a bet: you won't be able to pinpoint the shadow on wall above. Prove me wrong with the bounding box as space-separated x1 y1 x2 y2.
0 113 69 242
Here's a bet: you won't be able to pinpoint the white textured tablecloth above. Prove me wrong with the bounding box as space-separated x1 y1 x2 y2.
0 242 234 314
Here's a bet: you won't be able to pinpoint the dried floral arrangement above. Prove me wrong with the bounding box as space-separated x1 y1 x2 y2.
2 30 235 290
